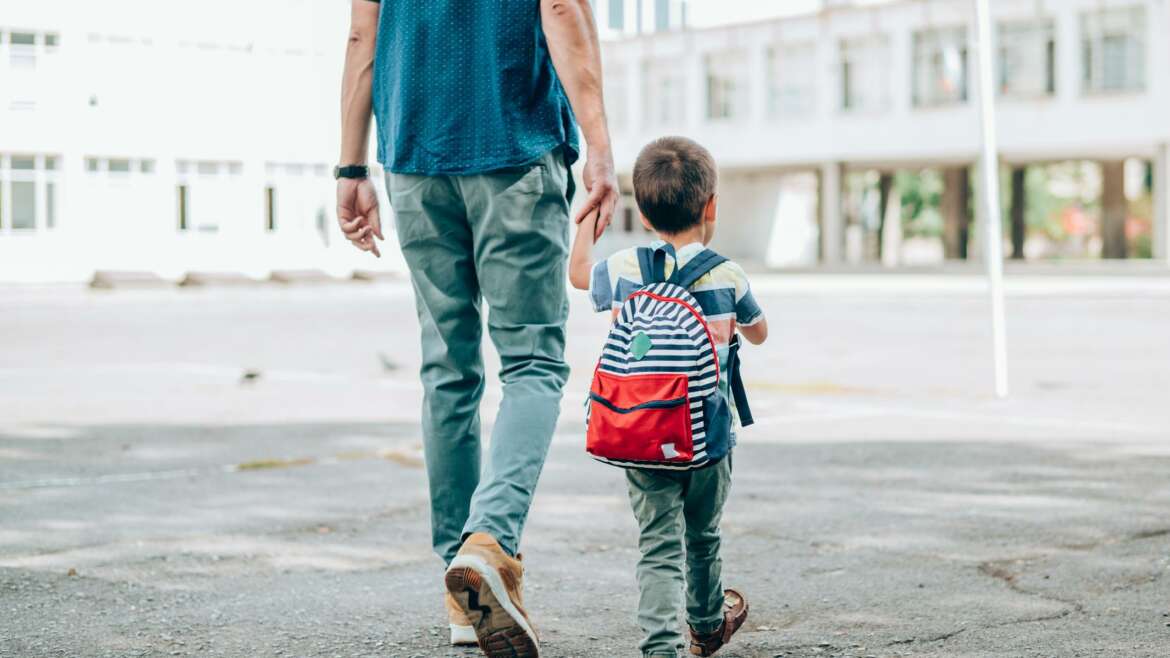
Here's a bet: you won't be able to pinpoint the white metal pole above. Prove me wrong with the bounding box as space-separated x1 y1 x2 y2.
973 0 1009 398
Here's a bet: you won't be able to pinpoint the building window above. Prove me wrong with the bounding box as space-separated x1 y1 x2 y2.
8 32 37 70
11 181 35 230
705 50 747 121
999 20 1055 97
841 36 891 112
1081 7 1146 94
642 57 686 127
264 162 331 234
766 43 817 118
177 185 189 231
0 154 60 233
655 0 670 32
46 182 56 229
608 0 625 30
912 27 968 107
85 157 156 176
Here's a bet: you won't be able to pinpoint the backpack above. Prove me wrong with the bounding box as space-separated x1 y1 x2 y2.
586 243 753 471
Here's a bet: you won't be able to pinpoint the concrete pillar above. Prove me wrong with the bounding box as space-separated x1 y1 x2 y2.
819 162 844 265
881 182 903 268
941 166 972 260
876 172 894 260
1154 143 1170 263
1100 160 1127 259
1009 166 1027 260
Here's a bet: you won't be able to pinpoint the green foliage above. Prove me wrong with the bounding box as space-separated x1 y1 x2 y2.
895 169 944 238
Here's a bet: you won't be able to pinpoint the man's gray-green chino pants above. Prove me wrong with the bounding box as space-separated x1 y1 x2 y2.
386 148 571 564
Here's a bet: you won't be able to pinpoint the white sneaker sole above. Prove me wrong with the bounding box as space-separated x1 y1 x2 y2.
450 623 477 646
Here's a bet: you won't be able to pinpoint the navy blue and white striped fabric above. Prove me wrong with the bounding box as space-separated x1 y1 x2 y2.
594 281 720 470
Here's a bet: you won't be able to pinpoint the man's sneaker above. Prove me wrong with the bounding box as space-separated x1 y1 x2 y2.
445 593 478 646
444 532 539 658
688 589 749 657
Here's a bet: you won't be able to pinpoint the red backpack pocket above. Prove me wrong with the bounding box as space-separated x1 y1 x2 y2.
586 370 694 464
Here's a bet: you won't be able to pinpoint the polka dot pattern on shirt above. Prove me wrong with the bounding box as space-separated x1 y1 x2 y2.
371 0 580 175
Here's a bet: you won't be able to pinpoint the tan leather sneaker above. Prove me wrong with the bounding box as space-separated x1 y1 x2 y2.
445 593 478 646
445 532 538 658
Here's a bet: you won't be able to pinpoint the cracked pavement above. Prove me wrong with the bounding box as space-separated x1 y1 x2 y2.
2 279 1169 657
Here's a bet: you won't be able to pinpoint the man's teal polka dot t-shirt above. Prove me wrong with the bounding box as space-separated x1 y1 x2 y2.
368 0 580 175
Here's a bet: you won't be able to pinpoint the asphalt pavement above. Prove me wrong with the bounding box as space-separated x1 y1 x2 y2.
2 276 1168 657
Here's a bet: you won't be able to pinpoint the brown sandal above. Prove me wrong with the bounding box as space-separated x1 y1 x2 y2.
688 589 749 657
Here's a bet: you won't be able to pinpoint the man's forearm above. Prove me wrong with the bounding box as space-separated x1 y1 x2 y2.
339 1 380 164
542 0 610 153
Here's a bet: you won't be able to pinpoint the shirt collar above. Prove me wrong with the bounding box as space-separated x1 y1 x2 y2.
649 240 706 265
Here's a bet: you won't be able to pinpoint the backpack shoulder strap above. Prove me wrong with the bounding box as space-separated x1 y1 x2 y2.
636 247 657 283
727 335 754 427
675 249 728 290
637 243 679 285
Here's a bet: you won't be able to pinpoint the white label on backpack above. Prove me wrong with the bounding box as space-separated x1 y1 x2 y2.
661 443 679 459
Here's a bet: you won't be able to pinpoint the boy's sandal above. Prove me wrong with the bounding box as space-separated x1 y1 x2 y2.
688 589 749 657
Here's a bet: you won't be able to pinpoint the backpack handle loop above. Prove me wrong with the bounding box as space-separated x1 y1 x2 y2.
637 243 680 284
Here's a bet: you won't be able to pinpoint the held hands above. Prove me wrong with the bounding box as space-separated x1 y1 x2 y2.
574 147 619 242
336 177 383 258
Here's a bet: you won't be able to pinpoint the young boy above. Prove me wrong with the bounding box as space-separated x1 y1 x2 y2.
569 136 768 658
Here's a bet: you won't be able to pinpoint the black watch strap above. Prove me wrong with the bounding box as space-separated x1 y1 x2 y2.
334 164 370 180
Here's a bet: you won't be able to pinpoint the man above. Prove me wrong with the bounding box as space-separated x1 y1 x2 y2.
335 2 617 656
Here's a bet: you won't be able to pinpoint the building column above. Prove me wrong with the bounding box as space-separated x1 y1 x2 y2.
819 162 844 265
876 172 894 261
941 166 972 260
1100 160 1127 259
1009 166 1027 260
1154 143 1170 263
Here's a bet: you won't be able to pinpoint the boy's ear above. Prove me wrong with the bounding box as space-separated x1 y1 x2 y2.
703 194 718 223
640 213 654 232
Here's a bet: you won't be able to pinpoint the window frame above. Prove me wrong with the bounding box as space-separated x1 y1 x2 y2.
911 26 970 108
1080 6 1147 95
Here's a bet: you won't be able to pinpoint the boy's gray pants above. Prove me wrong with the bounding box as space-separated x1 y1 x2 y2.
626 456 732 658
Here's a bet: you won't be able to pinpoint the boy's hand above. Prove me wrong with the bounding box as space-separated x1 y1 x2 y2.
337 178 383 258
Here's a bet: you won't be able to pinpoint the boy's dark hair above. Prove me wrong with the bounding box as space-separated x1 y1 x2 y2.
632 136 718 235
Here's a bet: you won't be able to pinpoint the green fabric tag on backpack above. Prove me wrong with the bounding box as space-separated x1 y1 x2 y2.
630 331 652 360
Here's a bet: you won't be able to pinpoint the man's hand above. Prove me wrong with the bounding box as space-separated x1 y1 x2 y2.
575 148 619 242
541 0 617 242
337 177 383 258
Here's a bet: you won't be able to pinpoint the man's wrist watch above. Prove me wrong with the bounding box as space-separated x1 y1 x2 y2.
333 164 369 180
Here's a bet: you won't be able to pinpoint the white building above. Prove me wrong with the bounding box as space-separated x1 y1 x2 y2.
2 0 1167 284
599 0 1170 267
0 0 401 284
